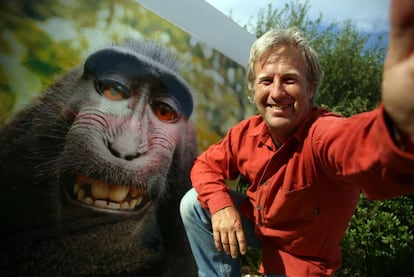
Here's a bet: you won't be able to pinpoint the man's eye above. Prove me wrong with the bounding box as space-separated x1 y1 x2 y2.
151 101 180 122
283 77 298 84
95 80 130 100
259 79 272 86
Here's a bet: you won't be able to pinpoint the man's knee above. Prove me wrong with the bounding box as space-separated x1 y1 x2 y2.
179 188 199 223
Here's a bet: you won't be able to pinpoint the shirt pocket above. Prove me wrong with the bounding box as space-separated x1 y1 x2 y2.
264 184 319 231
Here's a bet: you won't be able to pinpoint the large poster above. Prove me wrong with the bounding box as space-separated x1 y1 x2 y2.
0 0 255 150
0 0 254 275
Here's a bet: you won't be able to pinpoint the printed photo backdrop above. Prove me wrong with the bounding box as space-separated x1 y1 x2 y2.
0 0 256 152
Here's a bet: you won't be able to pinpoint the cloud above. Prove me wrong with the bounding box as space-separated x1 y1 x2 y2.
304 0 390 33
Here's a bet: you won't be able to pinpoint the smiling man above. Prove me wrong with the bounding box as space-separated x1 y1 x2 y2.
179 0 414 276
252 45 317 145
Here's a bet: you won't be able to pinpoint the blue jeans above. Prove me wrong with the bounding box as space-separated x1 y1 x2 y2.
180 188 285 277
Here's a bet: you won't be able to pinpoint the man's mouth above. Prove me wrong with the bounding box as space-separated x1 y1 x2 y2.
267 103 292 111
69 173 150 211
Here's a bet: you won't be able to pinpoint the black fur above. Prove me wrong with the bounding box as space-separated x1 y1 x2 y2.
0 40 197 276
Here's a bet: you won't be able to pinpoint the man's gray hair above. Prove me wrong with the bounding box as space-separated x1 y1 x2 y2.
246 27 323 95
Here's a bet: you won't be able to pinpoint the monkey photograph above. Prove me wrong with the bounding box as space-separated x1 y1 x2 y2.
0 0 250 276
1 38 198 276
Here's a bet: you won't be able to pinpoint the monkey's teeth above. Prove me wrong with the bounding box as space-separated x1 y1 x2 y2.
84 197 93 205
131 197 143 207
91 181 130 202
77 188 86 200
74 183 80 195
91 181 109 199
108 202 121 209
74 179 145 210
108 185 129 202
121 202 130 209
95 199 108 208
130 187 144 198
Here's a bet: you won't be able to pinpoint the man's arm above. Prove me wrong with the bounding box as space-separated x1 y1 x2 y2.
190 134 247 258
382 0 414 146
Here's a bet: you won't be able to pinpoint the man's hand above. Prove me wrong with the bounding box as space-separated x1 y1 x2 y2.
382 0 414 142
211 206 247 258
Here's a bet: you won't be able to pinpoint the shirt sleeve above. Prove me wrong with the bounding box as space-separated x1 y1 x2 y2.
313 104 414 200
190 128 240 215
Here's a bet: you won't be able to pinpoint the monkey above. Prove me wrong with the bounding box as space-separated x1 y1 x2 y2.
0 40 197 276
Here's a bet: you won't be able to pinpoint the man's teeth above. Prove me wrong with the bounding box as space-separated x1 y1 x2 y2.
269 104 290 110
74 182 144 210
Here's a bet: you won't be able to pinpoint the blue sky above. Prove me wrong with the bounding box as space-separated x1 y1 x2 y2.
204 0 390 35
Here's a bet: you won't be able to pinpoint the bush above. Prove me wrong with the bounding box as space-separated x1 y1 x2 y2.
336 194 414 276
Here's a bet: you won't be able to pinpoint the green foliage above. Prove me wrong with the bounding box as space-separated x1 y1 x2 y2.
337 195 414 276
249 0 322 38
314 21 384 116
0 68 14 124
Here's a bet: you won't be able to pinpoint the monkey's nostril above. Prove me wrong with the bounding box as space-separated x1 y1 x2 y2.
125 154 138 161
109 145 120 157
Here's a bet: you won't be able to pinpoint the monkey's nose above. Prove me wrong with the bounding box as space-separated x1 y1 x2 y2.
109 145 139 161
108 135 144 161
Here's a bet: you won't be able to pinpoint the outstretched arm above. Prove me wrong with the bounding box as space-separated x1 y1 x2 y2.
382 0 414 144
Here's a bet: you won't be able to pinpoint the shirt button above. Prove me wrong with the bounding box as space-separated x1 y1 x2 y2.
257 205 262 210
261 180 267 185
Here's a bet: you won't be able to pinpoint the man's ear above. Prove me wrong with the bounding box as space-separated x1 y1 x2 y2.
308 83 316 100
248 95 255 103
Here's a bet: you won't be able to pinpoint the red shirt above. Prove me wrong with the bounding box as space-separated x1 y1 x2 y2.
191 106 414 276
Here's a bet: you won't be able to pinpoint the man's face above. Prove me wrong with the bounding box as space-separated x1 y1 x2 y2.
253 46 314 143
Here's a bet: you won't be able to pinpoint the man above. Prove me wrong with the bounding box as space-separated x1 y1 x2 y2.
180 0 414 276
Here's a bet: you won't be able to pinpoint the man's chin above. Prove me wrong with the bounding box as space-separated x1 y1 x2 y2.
265 118 292 134
264 113 291 127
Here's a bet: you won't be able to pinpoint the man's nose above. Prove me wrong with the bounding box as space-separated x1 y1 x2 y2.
269 80 285 99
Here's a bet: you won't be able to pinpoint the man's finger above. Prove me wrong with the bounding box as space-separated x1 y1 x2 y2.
236 229 247 255
213 230 222 251
221 234 231 255
228 232 239 258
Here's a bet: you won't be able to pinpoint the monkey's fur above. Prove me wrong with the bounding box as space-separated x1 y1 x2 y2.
0 40 197 276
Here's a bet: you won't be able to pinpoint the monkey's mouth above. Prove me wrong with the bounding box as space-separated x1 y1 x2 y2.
64 173 151 213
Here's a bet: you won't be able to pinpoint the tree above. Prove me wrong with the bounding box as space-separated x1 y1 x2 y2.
238 1 414 275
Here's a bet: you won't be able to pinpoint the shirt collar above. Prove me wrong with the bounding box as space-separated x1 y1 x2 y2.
292 107 327 141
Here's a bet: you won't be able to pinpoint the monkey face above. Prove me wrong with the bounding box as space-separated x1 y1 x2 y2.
59 75 191 216
0 40 197 275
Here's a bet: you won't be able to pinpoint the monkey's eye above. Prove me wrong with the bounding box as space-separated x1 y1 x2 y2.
95 80 130 101
151 100 180 122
